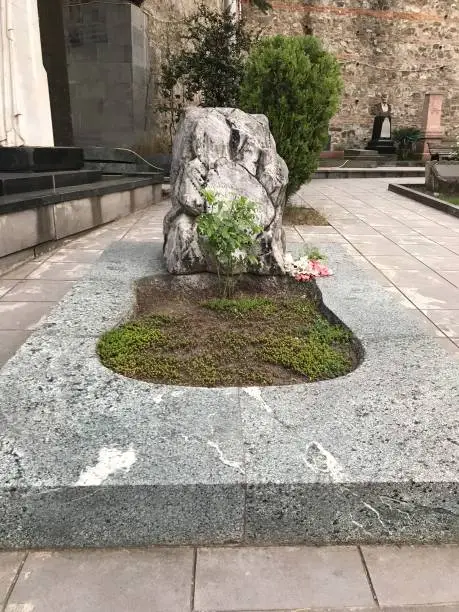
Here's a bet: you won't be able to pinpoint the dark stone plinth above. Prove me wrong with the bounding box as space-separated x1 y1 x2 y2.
0 147 84 172
0 170 102 197
83 147 140 164
0 175 161 216
366 139 396 155
344 149 380 158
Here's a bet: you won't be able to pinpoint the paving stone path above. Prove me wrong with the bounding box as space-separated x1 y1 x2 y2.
0 178 458 610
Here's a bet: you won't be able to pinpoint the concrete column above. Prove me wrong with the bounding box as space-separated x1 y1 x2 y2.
0 0 53 146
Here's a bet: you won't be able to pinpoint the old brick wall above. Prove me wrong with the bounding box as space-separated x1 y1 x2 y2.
243 0 459 148
141 0 222 154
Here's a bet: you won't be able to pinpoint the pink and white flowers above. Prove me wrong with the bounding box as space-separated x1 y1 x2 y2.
284 252 333 282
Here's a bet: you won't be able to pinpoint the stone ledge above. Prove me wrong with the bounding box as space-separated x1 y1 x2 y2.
0 176 162 216
388 183 459 218
314 167 425 179
0 243 457 548
0 182 163 262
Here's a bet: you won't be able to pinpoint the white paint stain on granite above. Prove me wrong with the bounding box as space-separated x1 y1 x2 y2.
75 447 136 486
207 441 245 475
304 441 345 482
243 387 272 413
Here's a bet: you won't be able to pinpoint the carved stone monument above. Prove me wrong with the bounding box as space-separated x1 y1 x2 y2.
163 107 289 275
417 93 444 160
366 94 396 154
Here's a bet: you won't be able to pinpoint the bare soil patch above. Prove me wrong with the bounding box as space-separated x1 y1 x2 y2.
283 207 328 226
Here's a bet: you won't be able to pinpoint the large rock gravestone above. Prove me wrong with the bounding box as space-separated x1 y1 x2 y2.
163 107 289 274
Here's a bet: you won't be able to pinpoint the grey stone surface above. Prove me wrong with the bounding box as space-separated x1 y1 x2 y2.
7 549 194 612
194 546 374 610
0 337 244 547
0 206 55 258
0 241 458 547
426 161 459 195
63 1 149 148
163 108 289 275
314 246 437 340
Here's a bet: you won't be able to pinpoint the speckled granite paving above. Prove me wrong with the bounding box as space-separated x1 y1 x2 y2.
0 235 457 549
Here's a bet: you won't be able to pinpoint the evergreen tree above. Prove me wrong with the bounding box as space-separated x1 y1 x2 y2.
239 35 343 196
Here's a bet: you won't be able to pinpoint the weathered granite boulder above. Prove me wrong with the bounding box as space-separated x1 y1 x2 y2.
425 161 459 195
163 107 289 274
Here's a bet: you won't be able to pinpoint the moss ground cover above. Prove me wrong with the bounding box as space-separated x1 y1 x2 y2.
98 292 358 387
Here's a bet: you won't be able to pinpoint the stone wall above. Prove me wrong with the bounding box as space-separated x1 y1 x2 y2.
243 0 459 149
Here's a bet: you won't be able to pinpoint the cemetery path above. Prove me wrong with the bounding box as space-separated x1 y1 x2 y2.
0 178 458 610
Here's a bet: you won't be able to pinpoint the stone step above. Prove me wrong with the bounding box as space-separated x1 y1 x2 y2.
344 148 381 158
83 146 140 164
0 177 164 266
0 147 84 172
83 147 165 177
0 170 103 197
0 175 163 215
84 161 162 175
314 167 425 179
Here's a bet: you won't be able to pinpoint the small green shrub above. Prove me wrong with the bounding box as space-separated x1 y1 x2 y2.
197 189 262 297
239 35 343 196
160 5 254 117
306 247 326 261
392 127 421 160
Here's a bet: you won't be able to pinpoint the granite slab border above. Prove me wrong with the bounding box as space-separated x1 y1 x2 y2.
313 167 425 179
0 242 457 549
388 183 459 218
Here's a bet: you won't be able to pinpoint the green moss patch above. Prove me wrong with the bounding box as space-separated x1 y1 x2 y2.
98 289 359 387
443 194 459 206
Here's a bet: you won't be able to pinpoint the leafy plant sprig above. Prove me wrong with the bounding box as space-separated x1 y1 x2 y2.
197 189 262 297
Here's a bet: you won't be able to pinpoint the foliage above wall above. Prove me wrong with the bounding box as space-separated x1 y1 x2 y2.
159 4 255 141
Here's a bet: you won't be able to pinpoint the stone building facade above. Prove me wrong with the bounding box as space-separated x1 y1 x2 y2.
2 0 457 151
0 0 150 149
242 0 459 148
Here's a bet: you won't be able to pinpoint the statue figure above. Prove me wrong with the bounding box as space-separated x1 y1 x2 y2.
371 93 392 141
366 93 395 154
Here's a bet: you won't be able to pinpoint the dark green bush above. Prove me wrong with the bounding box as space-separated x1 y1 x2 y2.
392 127 421 160
160 5 254 114
239 35 343 196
